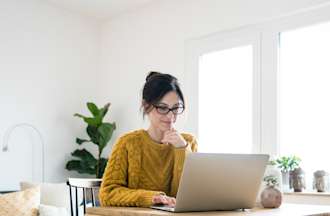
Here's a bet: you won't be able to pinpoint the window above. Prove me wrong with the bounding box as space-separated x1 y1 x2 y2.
199 45 253 153
186 5 330 193
279 21 330 190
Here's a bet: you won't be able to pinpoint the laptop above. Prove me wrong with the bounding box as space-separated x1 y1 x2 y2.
151 153 269 212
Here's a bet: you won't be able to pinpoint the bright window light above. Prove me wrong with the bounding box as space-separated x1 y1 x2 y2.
279 21 330 190
199 45 253 153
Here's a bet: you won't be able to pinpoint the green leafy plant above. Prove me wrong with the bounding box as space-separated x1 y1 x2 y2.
264 175 279 187
271 156 301 173
66 102 116 178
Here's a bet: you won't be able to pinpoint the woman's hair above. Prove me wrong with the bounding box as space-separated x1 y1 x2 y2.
141 71 185 117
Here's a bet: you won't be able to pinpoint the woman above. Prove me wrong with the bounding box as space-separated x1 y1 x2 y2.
99 72 198 207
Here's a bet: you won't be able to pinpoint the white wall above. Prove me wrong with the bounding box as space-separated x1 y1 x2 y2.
3 0 330 190
0 0 100 188
98 0 330 154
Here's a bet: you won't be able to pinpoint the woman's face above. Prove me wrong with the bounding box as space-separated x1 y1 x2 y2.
147 91 184 132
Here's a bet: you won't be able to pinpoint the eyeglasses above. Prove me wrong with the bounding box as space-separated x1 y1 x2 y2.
153 104 185 115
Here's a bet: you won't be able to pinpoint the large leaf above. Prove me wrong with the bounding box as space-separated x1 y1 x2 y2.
84 117 101 127
97 157 108 178
76 138 90 145
87 102 99 117
74 113 101 127
98 122 116 154
71 149 97 167
86 125 100 145
66 160 96 175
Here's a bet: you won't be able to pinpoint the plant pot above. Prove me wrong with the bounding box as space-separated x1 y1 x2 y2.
313 170 329 192
290 167 306 192
260 186 282 208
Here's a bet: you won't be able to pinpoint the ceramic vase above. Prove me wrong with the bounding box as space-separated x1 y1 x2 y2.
289 167 306 192
313 170 330 192
260 186 282 208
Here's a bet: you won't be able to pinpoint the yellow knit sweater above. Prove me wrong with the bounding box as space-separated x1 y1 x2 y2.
99 129 198 207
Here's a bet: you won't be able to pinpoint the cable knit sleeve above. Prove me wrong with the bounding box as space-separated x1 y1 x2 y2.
99 137 165 207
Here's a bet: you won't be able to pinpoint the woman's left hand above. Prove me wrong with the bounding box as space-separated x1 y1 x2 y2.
161 129 187 148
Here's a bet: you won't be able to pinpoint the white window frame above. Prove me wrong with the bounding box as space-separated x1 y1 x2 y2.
185 4 330 156
185 28 262 153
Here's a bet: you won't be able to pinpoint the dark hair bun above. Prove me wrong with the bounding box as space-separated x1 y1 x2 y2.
146 71 162 82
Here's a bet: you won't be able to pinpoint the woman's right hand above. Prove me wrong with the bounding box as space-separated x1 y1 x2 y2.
152 194 176 207
161 128 187 148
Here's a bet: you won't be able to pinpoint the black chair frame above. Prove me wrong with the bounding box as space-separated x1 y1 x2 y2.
67 178 102 216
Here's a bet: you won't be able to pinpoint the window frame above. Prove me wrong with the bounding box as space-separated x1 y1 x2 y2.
185 4 330 156
185 28 262 153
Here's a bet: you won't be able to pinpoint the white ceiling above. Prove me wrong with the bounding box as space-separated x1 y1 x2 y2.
45 0 156 20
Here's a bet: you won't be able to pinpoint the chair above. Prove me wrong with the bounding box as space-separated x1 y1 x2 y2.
67 178 102 216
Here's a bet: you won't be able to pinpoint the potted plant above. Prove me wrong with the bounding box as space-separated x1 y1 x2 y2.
66 102 116 178
272 156 301 192
260 175 282 208
264 160 283 191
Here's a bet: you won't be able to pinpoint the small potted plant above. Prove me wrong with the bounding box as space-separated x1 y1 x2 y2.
272 156 301 191
264 160 283 190
260 175 282 208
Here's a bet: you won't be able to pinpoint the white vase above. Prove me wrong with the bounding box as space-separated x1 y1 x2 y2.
281 171 290 192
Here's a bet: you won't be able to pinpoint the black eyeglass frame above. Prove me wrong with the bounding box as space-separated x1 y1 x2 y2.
152 104 185 115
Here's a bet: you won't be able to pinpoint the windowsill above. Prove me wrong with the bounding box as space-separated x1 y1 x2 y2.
284 191 330 197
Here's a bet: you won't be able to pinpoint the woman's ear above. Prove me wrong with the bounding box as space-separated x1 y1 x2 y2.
142 100 152 115
142 100 147 108
142 100 147 111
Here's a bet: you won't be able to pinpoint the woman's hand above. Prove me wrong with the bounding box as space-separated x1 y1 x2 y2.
161 129 187 148
152 194 176 207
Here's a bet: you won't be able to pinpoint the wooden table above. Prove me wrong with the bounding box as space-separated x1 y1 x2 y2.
86 203 330 216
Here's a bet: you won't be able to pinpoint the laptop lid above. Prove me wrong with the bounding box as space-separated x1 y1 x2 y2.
174 153 269 212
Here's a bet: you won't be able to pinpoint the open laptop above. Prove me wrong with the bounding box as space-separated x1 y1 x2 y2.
151 153 269 212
